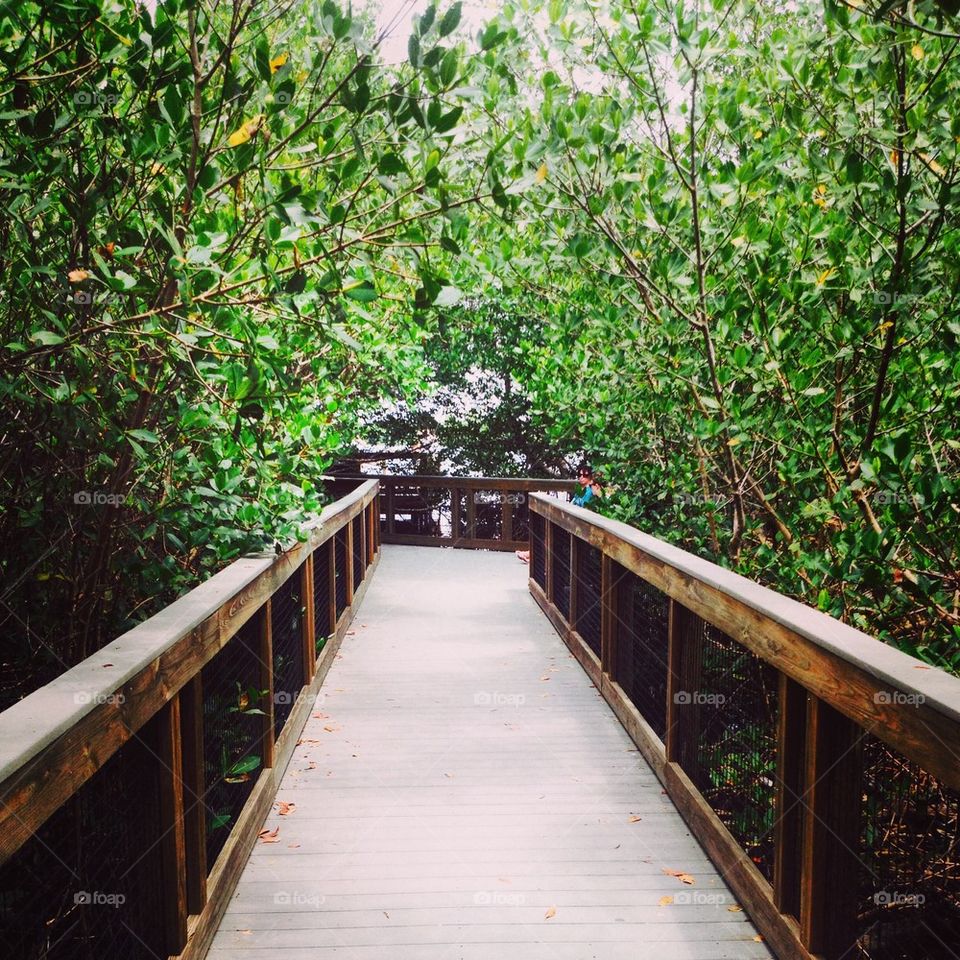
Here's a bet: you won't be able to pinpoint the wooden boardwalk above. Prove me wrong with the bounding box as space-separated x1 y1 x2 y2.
208 545 773 960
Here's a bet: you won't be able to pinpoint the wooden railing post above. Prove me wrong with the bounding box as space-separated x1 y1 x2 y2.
259 600 275 768
180 675 207 916
799 696 863 959
302 556 316 680
156 697 188 954
773 674 807 918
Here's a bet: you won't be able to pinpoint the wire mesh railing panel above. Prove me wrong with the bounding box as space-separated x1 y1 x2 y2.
531 512 546 589
856 735 960 959
313 543 331 655
551 524 571 621
473 495 503 540
616 574 670 740
574 539 602 659
271 567 305 738
0 726 166 959
334 529 348 620
201 615 264 870
511 493 530 543
686 623 779 882
352 516 364 588
391 483 447 536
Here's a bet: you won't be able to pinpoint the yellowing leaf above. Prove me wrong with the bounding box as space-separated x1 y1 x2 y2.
544 906 556 919
911 44 924 61
535 162 548 183
890 149 900 169
753 129 763 140
659 895 674 906
67 269 89 283
920 152 946 177
228 116 263 147
816 267 833 287
270 52 289 73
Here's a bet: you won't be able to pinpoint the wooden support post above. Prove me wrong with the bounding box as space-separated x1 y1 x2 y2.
156 697 188 954
799 696 863 959
375 494 382 550
773 673 807 918
302 557 316 681
179 676 207 915
345 521 355 607
259 600 275 767
665 600 704 780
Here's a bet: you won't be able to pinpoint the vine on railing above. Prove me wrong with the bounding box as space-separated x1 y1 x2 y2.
0 482 381 960
529 493 960 960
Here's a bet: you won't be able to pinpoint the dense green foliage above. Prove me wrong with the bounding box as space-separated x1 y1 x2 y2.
0 0 505 689
2 0 958 699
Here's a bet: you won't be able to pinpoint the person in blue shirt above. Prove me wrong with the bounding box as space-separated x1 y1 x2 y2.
572 463 603 507
516 463 603 562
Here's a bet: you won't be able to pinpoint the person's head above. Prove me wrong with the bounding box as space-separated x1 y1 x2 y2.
576 462 594 484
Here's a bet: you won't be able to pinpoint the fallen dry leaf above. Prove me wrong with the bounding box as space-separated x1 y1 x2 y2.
728 905 742 913
539 675 551 681
754 935 765 942
287 843 300 849
544 906 556 919
68 269 89 283
659 895 674 906
277 801 296 816
628 816 642 823
662 868 695 885
323 726 337 732
258 827 280 843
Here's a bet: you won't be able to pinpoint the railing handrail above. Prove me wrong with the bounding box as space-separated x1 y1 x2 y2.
338 473 579 490
0 479 379 844
530 492 960 779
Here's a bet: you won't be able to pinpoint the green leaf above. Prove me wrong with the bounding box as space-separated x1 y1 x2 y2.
343 281 378 302
439 2 462 37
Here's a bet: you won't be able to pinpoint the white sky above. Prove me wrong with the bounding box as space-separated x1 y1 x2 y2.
362 0 499 62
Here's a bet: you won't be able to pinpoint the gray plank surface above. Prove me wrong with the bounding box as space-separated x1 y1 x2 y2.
208 545 772 959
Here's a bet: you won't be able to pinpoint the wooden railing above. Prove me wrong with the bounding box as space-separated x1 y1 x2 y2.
330 474 578 551
0 481 381 960
529 494 960 960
